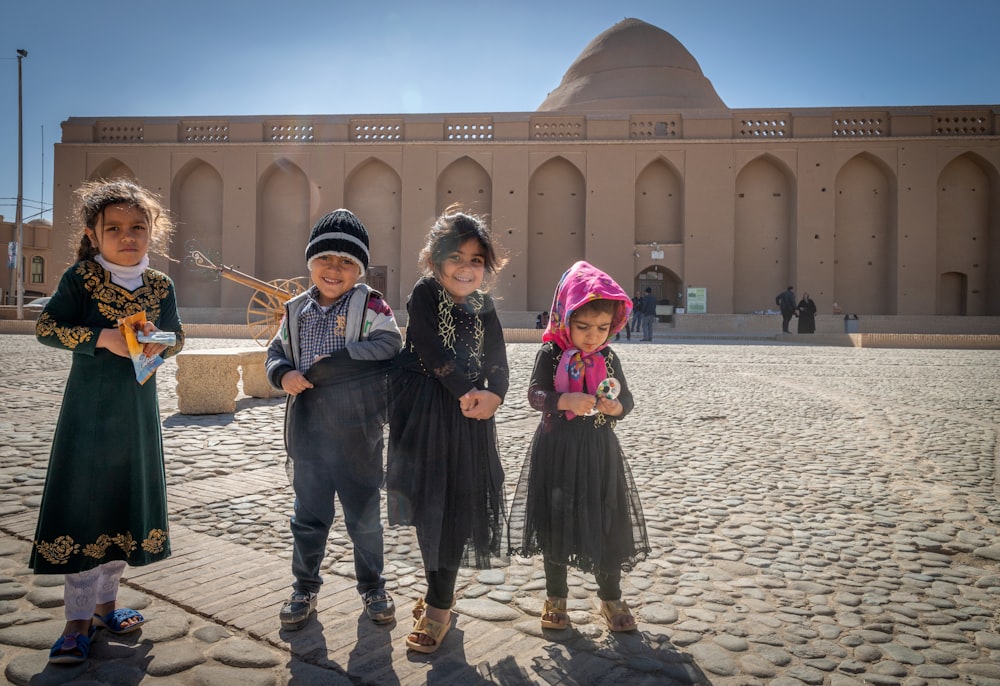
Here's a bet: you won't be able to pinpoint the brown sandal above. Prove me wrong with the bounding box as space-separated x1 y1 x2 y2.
540 597 570 630
405 610 452 654
598 599 637 632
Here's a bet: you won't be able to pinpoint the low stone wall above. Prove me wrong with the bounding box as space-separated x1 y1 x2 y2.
671 314 1000 335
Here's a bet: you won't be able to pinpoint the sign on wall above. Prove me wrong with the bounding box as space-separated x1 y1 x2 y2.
686 287 707 313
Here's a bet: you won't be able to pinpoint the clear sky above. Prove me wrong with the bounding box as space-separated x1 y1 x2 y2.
2 0 997 225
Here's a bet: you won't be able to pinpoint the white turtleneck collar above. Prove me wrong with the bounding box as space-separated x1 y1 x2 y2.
95 254 149 291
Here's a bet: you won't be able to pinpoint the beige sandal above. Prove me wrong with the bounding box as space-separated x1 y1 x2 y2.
411 596 455 621
540 597 570 630
405 610 452 654
412 597 426 621
598 599 637 632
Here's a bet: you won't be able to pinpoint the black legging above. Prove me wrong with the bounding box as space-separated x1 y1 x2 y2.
544 557 622 601
424 567 460 610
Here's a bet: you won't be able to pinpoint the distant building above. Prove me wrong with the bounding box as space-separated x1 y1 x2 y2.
48 18 999 324
2 215 52 304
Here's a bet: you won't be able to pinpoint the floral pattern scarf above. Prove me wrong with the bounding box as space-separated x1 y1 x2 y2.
543 261 632 417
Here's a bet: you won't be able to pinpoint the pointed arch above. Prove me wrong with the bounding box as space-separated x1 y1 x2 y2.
834 153 896 314
635 157 683 245
345 158 403 307
527 156 586 311
437 157 493 217
733 155 795 313
172 159 223 307
936 152 998 315
257 159 310 283
89 158 136 184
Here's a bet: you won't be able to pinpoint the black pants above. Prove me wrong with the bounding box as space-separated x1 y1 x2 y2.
781 310 795 333
544 557 622 601
424 567 459 610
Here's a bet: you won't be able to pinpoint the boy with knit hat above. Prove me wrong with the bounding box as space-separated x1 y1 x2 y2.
265 209 402 630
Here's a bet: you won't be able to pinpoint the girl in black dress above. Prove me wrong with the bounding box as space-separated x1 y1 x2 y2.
509 261 649 633
387 206 508 653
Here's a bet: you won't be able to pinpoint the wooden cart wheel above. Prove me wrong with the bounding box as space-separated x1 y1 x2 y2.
246 277 310 346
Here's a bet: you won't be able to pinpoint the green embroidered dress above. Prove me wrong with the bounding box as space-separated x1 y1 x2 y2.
30 260 185 574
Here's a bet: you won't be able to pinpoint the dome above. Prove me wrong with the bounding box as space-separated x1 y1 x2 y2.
538 18 728 112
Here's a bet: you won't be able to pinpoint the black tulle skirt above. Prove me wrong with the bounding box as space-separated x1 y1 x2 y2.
508 417 649 576
386 368 506 571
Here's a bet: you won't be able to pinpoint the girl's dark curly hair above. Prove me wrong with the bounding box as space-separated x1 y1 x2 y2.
418 204 508 287
72 179 174 262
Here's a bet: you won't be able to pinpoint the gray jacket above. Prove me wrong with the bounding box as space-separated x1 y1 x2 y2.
265 284 402 390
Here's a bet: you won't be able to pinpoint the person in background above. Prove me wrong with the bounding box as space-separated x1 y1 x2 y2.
640 287 657 341
797 292 817 334
775 286 797 334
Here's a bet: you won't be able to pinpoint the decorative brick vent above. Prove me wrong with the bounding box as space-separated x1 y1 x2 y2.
833 117 884 137
934 113 991 135
630 118 679 138
183 122 230 142
267 122 314 142
530 117 585 140
96 122 144 142
350 120 403 141
445 119 494 140
737 117 787 138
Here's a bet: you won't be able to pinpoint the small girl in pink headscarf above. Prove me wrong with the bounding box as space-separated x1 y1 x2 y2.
509 261 650 634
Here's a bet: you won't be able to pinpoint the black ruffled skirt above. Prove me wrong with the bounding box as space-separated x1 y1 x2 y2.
387 367 505 571
508 416 649 575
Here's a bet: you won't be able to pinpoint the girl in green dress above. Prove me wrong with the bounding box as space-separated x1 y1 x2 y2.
32 180 185 664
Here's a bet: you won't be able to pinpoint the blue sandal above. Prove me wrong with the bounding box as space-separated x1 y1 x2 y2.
93 608 145 634
48 627 95 664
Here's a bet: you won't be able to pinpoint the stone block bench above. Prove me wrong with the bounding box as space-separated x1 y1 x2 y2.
175 348 284 415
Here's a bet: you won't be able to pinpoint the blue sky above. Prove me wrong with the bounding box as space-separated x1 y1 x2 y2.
2 0 997 224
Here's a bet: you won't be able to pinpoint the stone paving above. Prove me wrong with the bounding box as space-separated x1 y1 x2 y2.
0 333 999 685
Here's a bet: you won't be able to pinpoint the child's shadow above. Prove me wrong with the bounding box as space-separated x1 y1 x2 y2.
529 629 713 685
347 614 399 685
283 618 346 684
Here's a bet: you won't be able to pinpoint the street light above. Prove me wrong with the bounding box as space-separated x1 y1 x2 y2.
14 48 27 320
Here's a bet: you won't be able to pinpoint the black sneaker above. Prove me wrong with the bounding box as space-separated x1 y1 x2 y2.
362 589 396 624
280 591 317 630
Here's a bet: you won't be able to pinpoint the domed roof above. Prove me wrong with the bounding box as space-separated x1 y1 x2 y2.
538 18 728 112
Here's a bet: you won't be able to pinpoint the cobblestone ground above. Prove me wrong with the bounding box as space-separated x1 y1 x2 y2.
0 334 999 685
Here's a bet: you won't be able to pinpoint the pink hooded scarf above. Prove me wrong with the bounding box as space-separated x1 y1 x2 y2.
542 261 632 417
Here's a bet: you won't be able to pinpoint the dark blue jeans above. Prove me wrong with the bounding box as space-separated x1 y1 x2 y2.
290 464 385 596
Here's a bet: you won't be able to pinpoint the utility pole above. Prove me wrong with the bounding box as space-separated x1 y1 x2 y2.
14 48 27 320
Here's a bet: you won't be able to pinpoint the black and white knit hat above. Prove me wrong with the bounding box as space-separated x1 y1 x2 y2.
304 209 370 275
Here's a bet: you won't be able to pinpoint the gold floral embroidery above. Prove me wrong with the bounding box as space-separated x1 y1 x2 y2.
36 311 94 349
142 529 168 554
35 261 183 353
34 536 81 565
75 260 171 324
83 534 113 559
112 532 137 555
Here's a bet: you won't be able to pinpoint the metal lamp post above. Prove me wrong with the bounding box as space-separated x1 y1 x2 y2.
13 48 27 319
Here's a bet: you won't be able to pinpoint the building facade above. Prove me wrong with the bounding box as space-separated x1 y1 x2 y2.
46 19 999 325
